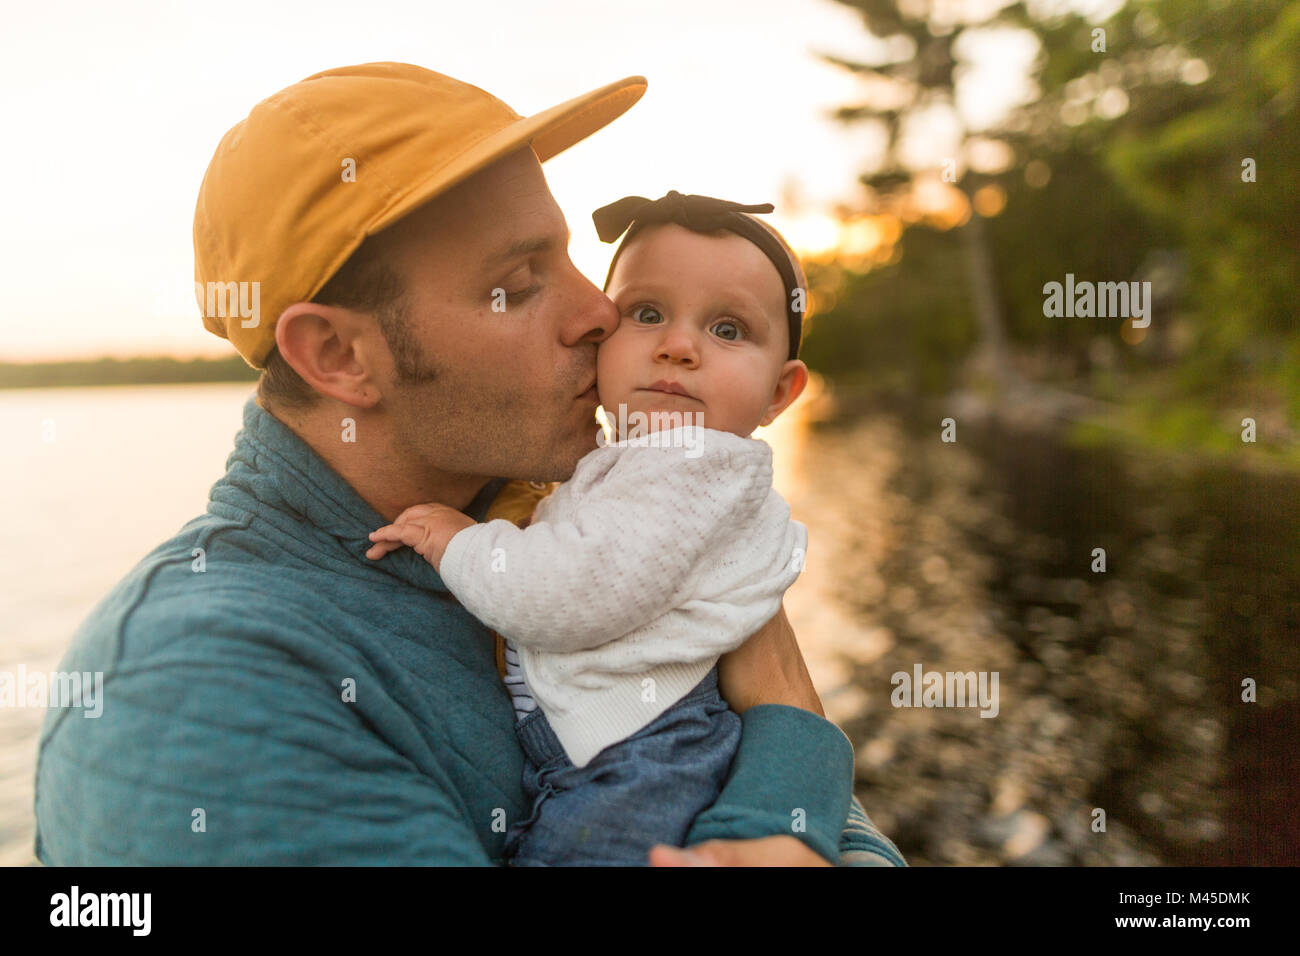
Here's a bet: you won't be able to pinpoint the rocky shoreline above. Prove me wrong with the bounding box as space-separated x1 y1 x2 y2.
782 392 1255 866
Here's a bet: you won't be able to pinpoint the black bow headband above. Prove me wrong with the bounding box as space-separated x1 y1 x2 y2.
592 190 804 361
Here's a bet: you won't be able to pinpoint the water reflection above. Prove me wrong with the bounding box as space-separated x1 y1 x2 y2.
772 382 1298 866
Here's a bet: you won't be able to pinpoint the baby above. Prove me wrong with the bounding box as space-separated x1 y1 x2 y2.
366 190 811 866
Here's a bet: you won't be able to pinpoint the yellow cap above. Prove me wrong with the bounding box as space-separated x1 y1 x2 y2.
194 62 646 368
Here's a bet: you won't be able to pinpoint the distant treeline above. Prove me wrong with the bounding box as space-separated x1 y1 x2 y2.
0 355 260 389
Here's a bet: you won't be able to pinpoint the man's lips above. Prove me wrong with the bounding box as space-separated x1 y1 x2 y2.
576 381 598 403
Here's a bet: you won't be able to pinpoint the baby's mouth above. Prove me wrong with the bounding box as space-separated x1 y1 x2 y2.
641 380 697 400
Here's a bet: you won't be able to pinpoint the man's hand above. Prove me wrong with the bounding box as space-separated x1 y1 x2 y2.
716 602 824 717
366 503 477 572
648 836 832 867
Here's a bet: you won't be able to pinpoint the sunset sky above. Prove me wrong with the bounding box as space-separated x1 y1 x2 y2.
0 0 1066 361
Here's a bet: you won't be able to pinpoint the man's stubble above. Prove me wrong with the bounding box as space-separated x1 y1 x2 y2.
388 366 599 488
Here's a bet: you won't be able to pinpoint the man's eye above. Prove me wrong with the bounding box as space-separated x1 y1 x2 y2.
630 305 663 324
503 284 539 303
711 319 744 340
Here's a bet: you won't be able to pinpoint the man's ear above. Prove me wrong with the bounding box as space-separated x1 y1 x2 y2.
758 360 809 428
273 301 384 409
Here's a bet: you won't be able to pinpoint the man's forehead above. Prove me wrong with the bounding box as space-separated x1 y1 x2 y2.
406 163 568 259
482 222 572 269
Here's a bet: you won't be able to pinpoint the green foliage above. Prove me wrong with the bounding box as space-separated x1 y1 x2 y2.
986 149 1170 354
801 226 979 394
1021 0 1299 411
817 0 1300 430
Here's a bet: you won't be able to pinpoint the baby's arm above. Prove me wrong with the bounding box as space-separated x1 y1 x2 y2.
432 505 696 652
434 446 776 653
366 499 671 651
366 503 476 573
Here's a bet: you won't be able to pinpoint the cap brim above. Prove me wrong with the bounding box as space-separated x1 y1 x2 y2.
369 74 647 236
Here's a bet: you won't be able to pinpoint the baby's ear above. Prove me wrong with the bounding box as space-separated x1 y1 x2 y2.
760 359 809 427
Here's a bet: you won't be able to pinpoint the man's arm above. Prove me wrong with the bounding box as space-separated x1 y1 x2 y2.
682 703 854 863
838 795 908 866
673 604 906 866
661 795 907 867
671 603 855 863
34 606 495 866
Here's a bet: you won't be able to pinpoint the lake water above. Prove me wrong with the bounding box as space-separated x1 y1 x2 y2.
1 384 257 864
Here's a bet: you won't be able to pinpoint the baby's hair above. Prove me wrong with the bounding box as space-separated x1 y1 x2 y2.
735 211 810 324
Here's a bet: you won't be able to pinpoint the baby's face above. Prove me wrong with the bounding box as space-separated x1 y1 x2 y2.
596 222 805 439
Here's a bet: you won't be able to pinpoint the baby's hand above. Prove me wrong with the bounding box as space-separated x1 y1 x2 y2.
366 502 477 572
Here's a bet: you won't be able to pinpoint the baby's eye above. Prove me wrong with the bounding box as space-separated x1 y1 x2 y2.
711 319 744 341
630 305 664 324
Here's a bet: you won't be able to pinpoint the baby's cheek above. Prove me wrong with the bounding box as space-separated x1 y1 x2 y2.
595 331 628 379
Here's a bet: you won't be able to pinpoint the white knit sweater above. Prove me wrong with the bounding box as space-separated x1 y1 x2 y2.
438 424 808 768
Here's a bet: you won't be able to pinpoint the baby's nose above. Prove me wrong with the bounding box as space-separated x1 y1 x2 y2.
655 328 700 362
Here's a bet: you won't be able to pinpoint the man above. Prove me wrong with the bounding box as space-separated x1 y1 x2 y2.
33 62 905 866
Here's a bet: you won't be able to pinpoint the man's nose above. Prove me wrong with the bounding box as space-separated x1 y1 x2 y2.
568 274 619 346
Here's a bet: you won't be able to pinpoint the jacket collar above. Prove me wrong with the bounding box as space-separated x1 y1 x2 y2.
210 394 507 595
